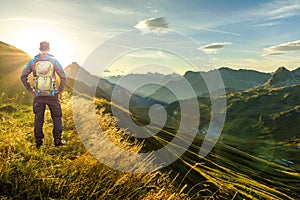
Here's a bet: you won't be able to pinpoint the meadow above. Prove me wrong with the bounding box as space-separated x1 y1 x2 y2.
1 92 299 199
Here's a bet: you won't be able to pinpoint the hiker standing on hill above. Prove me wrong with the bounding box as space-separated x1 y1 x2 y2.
21 41 67 149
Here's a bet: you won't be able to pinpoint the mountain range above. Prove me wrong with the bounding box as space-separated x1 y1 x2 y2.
106 66 300 103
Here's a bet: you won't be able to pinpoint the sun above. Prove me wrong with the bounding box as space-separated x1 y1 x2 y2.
9 26 74 67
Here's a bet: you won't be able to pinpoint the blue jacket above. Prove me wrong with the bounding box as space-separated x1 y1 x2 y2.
21 53 67 96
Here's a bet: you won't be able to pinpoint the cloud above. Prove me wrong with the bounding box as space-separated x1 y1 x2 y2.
262 40 300 56
253 21 281 27
147 6 158 13
102 7 134 15
200 42 232 54
249 0 300 21
192 27 242 36
135 17 169 34
264 1 300 20
262 52 285 57
219 0 300 29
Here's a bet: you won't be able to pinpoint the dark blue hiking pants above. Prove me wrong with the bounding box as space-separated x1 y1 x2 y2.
33 95 62 146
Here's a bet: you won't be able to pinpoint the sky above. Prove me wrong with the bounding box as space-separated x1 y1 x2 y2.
1 0 300 76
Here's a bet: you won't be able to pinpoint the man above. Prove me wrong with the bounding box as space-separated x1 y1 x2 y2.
21 41 67 149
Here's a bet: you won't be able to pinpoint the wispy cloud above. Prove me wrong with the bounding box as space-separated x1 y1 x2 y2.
101 7 134 15
262 40 300 56
251 0 300 20
135 17 169 34
205 0 300 29
192 27 242 37
253 21 281 27
262 52 285 57
200 42 232 54
147 6 159 13
264 0 300 20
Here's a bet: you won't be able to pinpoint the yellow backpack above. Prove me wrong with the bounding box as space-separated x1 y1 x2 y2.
34 60 55 96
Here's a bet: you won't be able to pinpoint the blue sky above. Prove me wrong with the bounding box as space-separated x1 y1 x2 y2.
1 0 300 75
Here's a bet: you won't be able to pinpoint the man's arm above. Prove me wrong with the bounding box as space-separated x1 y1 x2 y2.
20 60 34 92
54 59 67 93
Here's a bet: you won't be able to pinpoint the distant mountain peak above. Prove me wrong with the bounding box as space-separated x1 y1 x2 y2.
274 66 289 74
272 66 291 80
64 62 88 80
264 66 300 88
65 62 80 72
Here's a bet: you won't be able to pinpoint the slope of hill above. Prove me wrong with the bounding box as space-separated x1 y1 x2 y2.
0 41 32 103
217 85 300 170
112 95 300 199
3 92 299 199
264 66 300 88
158 79 300 173
0 95 187 199
293 67 300 75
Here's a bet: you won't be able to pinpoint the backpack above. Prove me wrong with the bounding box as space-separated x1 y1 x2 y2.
34 60 56 96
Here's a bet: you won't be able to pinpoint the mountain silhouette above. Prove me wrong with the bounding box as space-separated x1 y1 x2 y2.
65 62 114 100
148 67 271 103
65 62 100 87
64 62 165 108
106 72 181 97
264 66 300 88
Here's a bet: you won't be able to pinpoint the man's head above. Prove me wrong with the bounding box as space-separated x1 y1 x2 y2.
39 41 50 53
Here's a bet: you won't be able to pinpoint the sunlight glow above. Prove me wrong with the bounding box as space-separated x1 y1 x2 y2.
8 26 74 67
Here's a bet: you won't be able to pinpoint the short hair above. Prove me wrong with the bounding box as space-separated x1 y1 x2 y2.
40 41 50 51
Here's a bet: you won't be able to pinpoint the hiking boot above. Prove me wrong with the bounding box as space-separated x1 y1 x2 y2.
55 140 66 147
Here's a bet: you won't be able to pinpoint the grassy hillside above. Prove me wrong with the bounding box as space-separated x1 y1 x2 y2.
0 41 32 103
129 103 300 199
0 93 186 199
160 83 300 172
1 91 299 199
222 85 300 169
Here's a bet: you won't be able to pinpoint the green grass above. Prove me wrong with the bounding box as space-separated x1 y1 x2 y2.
126 103 300 199
217 85 300 172
1 92 300 199
0 93 186 200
